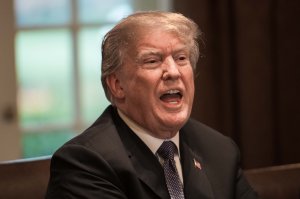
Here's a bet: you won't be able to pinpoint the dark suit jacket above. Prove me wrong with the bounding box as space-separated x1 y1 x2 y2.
46 105 257 199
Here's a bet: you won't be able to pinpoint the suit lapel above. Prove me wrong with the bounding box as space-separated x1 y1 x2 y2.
112 108 169 199
180 133 215 199
128 141 169 199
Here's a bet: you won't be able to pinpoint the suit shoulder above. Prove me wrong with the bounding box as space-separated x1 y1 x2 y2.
181 118 239 155
60 106 118 150
183 119 229 141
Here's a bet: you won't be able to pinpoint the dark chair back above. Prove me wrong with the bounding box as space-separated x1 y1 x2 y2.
0 156 51 199
245 163 300 199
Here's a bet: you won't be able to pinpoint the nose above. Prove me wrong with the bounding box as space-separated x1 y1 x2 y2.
162 56 181 81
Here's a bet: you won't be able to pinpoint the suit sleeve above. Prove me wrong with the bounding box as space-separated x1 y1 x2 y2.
226 138 259 199
45 144 128 199
235 168 259 199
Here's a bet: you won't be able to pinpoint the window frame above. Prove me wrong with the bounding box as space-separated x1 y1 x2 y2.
12 0 173 157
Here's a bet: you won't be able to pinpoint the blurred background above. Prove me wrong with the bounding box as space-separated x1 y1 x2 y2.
0 0 299 169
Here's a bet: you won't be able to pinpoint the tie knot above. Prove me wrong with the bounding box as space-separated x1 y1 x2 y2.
157 141 178 160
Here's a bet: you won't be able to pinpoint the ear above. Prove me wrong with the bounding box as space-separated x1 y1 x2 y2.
106 73 125 99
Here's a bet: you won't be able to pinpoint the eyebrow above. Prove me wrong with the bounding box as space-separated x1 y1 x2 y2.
137 50 161 58
136 46 189 59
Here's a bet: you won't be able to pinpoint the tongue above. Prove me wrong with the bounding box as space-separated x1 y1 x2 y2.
160 93 181 103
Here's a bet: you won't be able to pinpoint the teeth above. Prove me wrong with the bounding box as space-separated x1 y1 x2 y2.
166 89 180 94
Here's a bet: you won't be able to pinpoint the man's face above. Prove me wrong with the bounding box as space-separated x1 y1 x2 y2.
114 29 195 138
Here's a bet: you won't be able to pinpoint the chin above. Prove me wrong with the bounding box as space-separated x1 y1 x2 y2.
155 106 191 124
163 116 189 129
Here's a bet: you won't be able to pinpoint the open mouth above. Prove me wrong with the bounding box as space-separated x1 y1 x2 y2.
160 89 183 103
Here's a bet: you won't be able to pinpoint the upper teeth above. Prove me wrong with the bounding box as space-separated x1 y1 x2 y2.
167 90 180 94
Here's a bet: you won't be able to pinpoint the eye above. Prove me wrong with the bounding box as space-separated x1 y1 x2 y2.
145 59 158 64
178 55 186 61
142 56 162 69
175 54 189 66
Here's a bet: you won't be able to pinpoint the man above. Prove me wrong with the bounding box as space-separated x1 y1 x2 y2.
46 11 258 199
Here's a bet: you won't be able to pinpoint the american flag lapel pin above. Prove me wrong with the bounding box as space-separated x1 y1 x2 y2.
193 158 202 170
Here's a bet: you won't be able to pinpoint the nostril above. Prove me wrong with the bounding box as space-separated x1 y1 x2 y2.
162 70 181 81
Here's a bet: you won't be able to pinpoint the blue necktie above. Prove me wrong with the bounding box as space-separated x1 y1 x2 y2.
157 141 185 199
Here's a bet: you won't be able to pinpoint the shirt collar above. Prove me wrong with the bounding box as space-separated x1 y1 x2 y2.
117 109 180 155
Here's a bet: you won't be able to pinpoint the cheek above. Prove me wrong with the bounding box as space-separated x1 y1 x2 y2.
184 69 195 87
123 75 158 103
135 70 161 89
188 83 195 101
184 70 195 100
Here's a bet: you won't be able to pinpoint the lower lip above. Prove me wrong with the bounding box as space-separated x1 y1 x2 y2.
160 98 182 109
